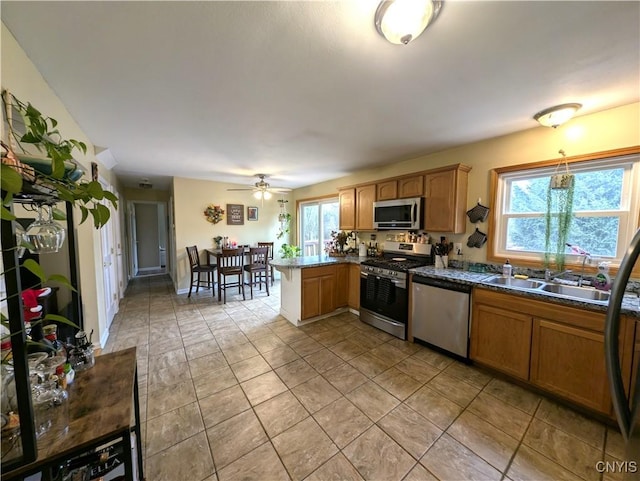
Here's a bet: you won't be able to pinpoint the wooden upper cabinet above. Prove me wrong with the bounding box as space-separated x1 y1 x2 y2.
339 188 356 231
424 164 471 233
356 184 376 231
376 180 398 201
398 175 424 198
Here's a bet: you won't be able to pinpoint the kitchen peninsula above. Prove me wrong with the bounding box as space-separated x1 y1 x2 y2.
271 255 363 325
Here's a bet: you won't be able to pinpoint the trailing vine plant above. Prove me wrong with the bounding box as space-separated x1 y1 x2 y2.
544 150 575 271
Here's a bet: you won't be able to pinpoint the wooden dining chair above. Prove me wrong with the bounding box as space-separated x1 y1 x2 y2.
257 242 275 285
186 246 217 297
217 247 246 303
243 247 269 299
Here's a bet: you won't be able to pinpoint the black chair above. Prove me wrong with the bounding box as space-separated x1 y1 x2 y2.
217 248 246 303
186 246 216 297
243 247 270 299
257 242 275 285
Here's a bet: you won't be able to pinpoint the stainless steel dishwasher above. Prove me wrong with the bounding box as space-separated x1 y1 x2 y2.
411 275 472 359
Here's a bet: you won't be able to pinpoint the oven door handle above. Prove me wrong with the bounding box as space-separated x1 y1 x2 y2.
361 271 406 288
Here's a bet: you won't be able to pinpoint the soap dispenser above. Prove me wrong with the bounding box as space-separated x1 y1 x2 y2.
593 262 612 291
502 259 512 277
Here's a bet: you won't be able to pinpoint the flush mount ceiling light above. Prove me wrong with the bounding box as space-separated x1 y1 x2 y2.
533 103 582 128
374 0 443 45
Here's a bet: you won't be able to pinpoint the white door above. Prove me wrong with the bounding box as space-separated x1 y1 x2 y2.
129 201 139 276
99 180 119 328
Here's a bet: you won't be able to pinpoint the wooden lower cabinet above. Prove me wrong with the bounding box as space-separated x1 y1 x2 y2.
335 264 349 308
530 318 611 413
348 263 361 310
471 287 634 416
301 267 336 320
470 303 532 380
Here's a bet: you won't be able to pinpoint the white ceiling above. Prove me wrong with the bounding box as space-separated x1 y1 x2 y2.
2 1 639 190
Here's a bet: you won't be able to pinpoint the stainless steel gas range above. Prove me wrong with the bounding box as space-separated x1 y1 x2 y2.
359 242 432 339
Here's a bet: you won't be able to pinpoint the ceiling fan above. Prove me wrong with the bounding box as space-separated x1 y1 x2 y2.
227 174 292 200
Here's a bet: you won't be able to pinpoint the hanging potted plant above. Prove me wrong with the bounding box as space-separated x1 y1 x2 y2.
544 149 575 270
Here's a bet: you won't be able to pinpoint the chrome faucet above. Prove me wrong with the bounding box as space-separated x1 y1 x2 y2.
566 243 592 287
545 268 573 282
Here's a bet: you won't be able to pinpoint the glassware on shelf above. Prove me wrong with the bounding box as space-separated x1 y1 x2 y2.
24 204 65 254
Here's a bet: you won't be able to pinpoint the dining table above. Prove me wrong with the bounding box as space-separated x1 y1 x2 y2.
205 247 252 302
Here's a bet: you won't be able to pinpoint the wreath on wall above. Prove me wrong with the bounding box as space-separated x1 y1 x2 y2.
204 204 225 224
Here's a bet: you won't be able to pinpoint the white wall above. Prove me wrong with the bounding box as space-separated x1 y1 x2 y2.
2 23 121 347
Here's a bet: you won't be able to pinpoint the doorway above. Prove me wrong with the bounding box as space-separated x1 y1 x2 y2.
128 201 168 277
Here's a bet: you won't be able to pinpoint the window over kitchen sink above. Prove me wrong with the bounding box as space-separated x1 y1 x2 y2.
490 147 640 265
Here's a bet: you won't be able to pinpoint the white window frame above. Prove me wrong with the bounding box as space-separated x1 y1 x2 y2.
298 197 339 257
492 151 640 266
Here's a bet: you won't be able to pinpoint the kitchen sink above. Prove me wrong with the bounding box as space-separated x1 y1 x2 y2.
539 283 610 302
484 276 545 289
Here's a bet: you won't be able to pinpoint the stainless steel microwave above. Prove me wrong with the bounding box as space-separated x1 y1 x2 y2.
373 197 423 230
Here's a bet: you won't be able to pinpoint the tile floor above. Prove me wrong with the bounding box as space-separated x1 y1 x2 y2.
103 275 626 481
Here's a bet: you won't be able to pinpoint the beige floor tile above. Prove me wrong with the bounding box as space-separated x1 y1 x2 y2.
411 347 454 370
427 371 481 407
322 362 369 394
523 418 603 481
182 330 215 347
207 410 268 469
444 361 493 388
254 391 309 437
483 377 541 414
188 351 228 378
222 342 260 364
348 352 395 378
148 347 187 372
275 358 318 388
304 348 344 373
378 403 442 459
369 343 410 364
447 410 519 472
230 354 271 382
262 345 300 369
535 398 606 449
507 444 585 481
145 432 214 481
241 370 289 405
185 339 221 361
305 453 364 481
329 339 367 361
421 433 502 481
251 334 286 353
147 362 189 392
606 427 626 460
145 401 204 457
313 397 373 448
346 380 400 422
403 463 438 481
199 384 250 428
291 375 342 413
405 385 463 430
289 337 324 356
374 367 423 400
217 441 289 481
272 417 339 481
147 378 197 419
193 365 238 399
148 337 184 356
309 329 350 347
394 356 441 383
342 425 415 481
467 391 532 440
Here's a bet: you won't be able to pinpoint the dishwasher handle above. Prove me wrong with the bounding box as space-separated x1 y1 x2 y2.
412 275 472 294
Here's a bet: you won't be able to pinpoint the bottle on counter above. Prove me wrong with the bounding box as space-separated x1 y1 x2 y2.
502 259 512 277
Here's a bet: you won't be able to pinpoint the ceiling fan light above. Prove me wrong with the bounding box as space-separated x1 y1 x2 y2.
263 191 272 200
533 103 582 128
375 0 443 45
253 191 263 200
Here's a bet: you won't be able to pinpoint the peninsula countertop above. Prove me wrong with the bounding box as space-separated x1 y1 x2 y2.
270 255 365 269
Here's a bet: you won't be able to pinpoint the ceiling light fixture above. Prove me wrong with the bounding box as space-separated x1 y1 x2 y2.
533 103 582 128
374 0 443 45
253 190 272 200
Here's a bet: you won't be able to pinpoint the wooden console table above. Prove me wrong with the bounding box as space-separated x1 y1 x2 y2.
3 347 144 480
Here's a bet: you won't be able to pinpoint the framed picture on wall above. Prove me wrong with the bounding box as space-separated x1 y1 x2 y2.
227 204 244 225
247 206 258 221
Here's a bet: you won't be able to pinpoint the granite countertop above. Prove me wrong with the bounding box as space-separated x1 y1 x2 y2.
270 255 365 269
409 267 640 318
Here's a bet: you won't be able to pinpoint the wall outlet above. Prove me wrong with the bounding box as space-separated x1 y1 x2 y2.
453 242 463 254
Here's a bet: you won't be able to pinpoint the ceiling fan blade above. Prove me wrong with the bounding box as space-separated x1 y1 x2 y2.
226 188 255 191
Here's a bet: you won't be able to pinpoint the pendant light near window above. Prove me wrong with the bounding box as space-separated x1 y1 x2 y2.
533 103 582 128
374 0 443 45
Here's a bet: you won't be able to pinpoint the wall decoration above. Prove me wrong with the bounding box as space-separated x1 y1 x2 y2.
227 204 244 225
204 204 224 224
247 206 258 221
91 161 98 181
